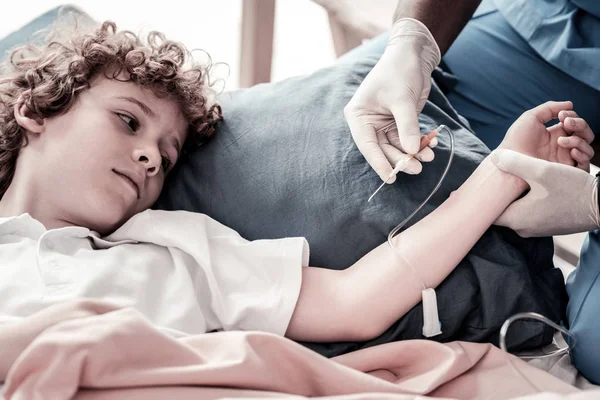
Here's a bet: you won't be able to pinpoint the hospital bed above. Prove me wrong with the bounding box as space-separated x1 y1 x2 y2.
2 3 600 396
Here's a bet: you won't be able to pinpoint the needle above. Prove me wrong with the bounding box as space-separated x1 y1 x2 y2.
367 128 439 203
368 159 409 202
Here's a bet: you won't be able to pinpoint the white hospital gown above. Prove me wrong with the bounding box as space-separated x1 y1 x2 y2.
0 210 309 337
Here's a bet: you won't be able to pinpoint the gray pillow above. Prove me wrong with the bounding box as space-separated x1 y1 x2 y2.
155 42 566 354
155 53 488 270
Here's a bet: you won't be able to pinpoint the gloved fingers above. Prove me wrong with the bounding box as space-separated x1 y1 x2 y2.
390 101 421 155
489 149 543 183
384 121 435 153
380 143 423 177
417 84 432 113
492 148 590 183
420 128 439 149
377 128 403 183
414 146 435 162
527 101 573 125
494 202 531 237
383 126 436 163
402 158 423 175
386 126 436 162
564 116 595 144
383 126 404 149
346 114 394 182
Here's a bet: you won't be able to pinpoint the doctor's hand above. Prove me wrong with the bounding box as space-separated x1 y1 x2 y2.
345 18 441 183
498 101 595 172
490 149 600 237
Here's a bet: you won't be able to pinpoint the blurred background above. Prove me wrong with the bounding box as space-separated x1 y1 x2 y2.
0 0 340 90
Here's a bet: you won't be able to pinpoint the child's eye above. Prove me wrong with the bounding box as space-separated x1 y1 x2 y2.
117 113 139 132
161 155 173 172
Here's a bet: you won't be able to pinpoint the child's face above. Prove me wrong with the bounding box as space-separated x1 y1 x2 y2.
19 74 188 234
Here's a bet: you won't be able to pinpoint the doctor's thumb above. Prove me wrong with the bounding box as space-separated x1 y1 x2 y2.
489 149 538 180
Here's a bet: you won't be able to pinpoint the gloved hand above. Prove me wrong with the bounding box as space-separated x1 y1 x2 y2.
344 18 441 183
490 149 600 237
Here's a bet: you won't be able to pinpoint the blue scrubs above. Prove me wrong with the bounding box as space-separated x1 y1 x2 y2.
565 230 600 384
444 0 600 382
442 0 600 149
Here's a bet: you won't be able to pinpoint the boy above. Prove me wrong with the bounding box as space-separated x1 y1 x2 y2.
0 20 595 343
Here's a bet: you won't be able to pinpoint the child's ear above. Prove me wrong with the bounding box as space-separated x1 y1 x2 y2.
13 98 45 134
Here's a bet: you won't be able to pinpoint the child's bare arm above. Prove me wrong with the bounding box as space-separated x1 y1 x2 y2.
285 156 526 342
285 101 593 343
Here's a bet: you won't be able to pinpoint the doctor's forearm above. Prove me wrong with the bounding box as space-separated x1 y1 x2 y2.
343 157 527 338
393 0 481 54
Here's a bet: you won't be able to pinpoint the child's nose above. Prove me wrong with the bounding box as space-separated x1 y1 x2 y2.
133 148 161 176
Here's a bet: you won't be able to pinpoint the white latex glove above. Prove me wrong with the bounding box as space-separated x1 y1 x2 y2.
344 18 441 183
490 149 600 237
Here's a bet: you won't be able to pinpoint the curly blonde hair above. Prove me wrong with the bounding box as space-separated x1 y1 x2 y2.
0 17 222 199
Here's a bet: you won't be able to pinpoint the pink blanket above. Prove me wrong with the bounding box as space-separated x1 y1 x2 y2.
0 300 596 399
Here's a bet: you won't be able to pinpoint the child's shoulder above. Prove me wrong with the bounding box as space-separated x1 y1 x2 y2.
145 210 239 236
105 209 238 244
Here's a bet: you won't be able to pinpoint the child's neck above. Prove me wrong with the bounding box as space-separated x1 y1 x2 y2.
0 179 74 231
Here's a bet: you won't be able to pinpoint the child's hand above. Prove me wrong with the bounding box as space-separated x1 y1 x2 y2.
498 101 595 172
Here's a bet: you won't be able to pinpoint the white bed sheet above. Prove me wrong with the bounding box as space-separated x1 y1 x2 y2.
525 333 599 391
